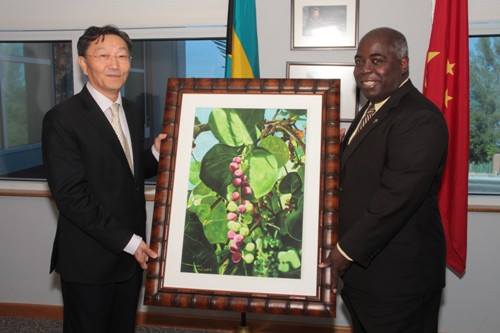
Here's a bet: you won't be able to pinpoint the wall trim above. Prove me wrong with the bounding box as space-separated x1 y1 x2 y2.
468 205 500 213
3 186 500 213
0 303 352 333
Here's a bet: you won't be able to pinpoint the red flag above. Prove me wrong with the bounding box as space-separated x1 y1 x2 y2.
423 0 469 276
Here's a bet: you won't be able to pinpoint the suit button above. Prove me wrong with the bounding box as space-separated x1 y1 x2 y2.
338 186 343 192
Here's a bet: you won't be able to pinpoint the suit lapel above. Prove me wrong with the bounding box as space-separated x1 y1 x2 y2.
341 81 414 170
77 87 135 179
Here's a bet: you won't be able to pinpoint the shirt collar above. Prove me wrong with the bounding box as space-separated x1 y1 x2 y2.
86 82 123 112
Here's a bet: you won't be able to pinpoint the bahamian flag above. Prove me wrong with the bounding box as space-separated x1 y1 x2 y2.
225 0 260 78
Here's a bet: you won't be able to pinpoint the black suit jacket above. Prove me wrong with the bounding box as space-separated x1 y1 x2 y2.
42 87 158 284
339 80 448 298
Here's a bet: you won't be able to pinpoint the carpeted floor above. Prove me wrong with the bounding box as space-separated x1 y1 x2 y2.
0 317 217 333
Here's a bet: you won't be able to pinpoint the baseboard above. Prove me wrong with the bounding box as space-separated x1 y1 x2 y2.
0 302 352 333
0 303 62 320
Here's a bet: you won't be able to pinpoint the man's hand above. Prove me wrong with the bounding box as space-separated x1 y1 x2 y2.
153 133 168 154
319 245 352 294
133 241 158 270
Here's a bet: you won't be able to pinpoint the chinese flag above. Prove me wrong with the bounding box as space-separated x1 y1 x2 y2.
423 0 469 275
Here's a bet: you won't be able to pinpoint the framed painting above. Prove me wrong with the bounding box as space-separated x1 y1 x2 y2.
145 78 340 317
287 62 359 121
291 0 359 49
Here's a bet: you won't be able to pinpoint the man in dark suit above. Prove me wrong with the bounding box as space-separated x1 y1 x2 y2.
324 27 448 332
42 26 166 333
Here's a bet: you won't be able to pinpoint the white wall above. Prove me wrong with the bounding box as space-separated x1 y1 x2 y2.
1 0 500 332
440 212 500 333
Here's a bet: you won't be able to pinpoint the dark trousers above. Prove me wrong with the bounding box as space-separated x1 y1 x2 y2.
60 270 142 333
341 287 443 333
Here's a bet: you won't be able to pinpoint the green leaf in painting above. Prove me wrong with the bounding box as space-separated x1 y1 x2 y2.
278 262 290 272
295 142 305 161
208 108 264 147
270 192 282 212
259 135 289 168
218 258 229 275
297 165 305 185
279 172 302 194
189 160 201 186
278 249 301 269
241 212 253 225
193 181 213 196
188 182 216 207
192 204 211 222
286 109 307 117
284 196 304 240
202 201 229 244
200 144 240 197
247 148 279 199
181 212 217 274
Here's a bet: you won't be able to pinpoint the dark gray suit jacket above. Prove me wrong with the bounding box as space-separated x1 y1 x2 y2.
339 80 448 298
42 87 158 283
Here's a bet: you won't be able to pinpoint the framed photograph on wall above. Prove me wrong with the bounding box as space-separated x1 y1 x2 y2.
287 62 358 121
291 0 359 49
144 78 340 317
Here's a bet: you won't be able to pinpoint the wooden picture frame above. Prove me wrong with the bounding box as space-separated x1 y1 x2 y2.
145 78 340 317
287 62 359 121
291 0 359 49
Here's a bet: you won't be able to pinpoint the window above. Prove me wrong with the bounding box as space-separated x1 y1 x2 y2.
468 35 500 194
0 38 225 180
0 41 73 179
123 39 225 150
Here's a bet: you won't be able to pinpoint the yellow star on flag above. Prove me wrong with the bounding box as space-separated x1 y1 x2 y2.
427 51 440 63
444 89 453 108
447 60 456 75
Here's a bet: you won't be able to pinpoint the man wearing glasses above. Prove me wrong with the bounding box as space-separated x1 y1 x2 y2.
42 25 166 333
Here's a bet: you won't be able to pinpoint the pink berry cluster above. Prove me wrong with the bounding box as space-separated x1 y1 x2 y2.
226 156 254 264
229 156 252 198
227 230 244 263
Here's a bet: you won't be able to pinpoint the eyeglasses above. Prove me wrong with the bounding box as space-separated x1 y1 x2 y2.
86 53 132 64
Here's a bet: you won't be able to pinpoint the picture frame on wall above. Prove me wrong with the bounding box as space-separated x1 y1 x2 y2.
144 78 340 317
287 62 359 121
291 0 359 49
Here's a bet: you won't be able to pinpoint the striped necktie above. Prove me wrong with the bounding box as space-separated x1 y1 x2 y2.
357 103 376 133
110 103 134 172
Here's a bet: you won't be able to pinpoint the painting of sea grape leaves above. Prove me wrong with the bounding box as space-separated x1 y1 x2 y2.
181 107 307 278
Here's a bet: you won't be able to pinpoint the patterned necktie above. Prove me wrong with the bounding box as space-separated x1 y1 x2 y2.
356 103 377 133
110 103 133 172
